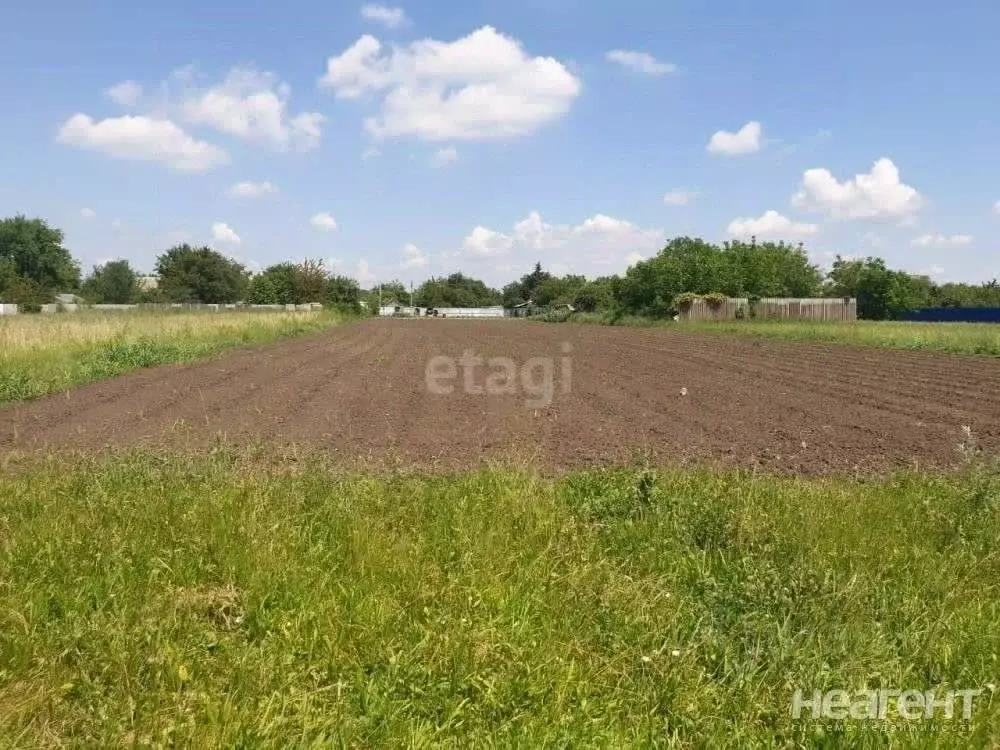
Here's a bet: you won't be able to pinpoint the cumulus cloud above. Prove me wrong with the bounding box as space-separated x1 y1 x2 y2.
430 146 458 167
57 114 228 172
791 158 923 221
911 232 972 247
360 4 407 27
707 121 762 156
211 222 241 244
726 210 819 240
402 243 428 268
310 212 338 231
180 67 325 151
227 180 278 198
319 26 581 141
456 210 665 279
80 208 97 219
605 50 676 75
663 189 697 206
461 226 513 258
105 80 143 107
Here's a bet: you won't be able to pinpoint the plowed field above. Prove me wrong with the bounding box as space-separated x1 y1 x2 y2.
3 319 998 474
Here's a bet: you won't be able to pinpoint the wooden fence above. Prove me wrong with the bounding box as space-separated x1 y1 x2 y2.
680 297 857 322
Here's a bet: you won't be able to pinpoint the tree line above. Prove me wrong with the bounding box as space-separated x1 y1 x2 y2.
2 215 999 319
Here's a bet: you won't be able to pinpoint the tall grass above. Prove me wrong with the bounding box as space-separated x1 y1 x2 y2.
0 310 341 404
1 450 998 746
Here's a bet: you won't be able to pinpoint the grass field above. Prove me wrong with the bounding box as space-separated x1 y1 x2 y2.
549 313 1000 357
1 449 998 746
681 319 1000 357
0 310 342 405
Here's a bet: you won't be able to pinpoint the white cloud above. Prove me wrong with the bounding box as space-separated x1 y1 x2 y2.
663 189 697 206
227 181 278 198
919 265 946 278
461 226 514 258
626 251 646 266
111 219 123 230
80 208 96 219
430 146 458 167
457 210 665 279
105 80 143 107
994 200 1000 215
791 158 923 221
181 68 325 151
911 232 972 247
605 50 676 76
310 212 338 231
360 4 407 28
402 243 428 268
707 121 762 156
211 222 241 244
319 26 581 141
361 146 381 160
57 114 228 172
354 259 377 285
726 210 819 240
324 257 345 273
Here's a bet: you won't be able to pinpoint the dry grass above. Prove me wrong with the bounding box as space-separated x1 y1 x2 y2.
0 310 342 404
0 309 323 355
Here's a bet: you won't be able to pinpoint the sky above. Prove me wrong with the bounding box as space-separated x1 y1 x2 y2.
2 0 999 288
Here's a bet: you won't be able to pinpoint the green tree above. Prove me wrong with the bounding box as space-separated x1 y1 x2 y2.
81 260 139 304
155 245 249 303
295 259 329 303
415 273 501 307
326 275 362 314
246 263 299 305
0 215 80 294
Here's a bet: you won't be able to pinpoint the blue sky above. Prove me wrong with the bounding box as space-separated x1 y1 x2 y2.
2 0 998 287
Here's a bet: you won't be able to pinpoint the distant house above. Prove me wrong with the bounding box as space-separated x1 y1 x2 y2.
378 300 402 316
138 275 158 291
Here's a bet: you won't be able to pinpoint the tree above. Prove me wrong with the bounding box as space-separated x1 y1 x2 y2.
81 260 139 304
246 263 299 305
155 245 249 303
0 215 80 294
295 259 328 303
415 273 501 307
503 262 552 306
326 275 362 314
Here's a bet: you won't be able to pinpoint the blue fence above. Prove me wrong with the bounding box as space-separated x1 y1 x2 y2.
901 307 1000 323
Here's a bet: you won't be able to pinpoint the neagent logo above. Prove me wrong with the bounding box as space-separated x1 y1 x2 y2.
791 688 982 721
424 343 572 409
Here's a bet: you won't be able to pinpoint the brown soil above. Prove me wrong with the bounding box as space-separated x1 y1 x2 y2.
2 320 999 475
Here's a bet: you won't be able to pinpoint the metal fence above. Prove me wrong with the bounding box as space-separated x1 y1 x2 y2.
901 307 1000 323
680 297 857 322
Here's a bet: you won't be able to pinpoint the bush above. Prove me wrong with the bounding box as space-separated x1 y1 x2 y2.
702 292 727 308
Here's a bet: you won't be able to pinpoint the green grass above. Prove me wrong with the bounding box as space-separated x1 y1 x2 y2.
0 310 343 405
679 319 1000 356
541 312 1000 357
2 449 998 747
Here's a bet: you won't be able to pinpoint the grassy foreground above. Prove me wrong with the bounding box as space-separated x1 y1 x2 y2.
2 451 998 747
0 310 341 405
546 313 1000 357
